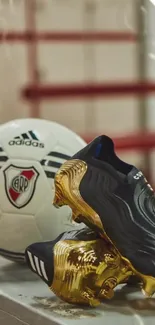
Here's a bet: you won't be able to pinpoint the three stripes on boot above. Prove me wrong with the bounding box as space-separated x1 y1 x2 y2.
27 250 49 282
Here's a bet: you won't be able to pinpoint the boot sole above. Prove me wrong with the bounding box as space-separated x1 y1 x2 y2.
51 238 132 306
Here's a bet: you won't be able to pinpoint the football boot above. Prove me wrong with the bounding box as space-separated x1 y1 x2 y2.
53 135 155 297
25 227 132 306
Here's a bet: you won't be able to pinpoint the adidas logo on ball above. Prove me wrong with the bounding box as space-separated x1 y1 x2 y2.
8 130 44 148
9 139 44 148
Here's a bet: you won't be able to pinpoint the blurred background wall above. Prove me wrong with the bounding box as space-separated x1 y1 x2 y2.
0 0 155 180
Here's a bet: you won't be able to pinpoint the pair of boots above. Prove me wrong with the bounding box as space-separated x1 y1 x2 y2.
25 135 155 306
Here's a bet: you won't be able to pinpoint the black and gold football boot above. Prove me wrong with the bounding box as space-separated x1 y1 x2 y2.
25 227 132 306
53 135 155 297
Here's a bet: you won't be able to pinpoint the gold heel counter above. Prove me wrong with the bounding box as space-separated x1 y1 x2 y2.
53 159 104 232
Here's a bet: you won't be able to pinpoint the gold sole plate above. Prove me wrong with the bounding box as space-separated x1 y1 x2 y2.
51 237 132 306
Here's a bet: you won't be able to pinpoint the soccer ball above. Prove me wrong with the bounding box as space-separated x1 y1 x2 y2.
0 118 86 262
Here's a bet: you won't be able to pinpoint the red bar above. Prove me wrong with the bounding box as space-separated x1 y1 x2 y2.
22 82 155 100
0 31 137 42
82 132 155 152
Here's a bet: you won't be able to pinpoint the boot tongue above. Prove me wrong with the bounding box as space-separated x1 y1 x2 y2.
95 135 114 160
72 135 113 162
72 135 103 161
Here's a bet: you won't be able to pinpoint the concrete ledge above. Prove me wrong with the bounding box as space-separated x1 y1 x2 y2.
0 257 154 325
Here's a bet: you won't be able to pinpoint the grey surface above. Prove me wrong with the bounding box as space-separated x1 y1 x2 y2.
0 257 155 325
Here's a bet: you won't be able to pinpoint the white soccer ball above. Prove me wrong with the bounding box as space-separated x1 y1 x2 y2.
0 118 86 262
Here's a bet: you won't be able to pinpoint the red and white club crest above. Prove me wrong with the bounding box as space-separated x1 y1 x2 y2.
4 165 39 208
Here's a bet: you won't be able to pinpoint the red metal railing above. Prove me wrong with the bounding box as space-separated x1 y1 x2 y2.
22 82 155 100
0 31 137 42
